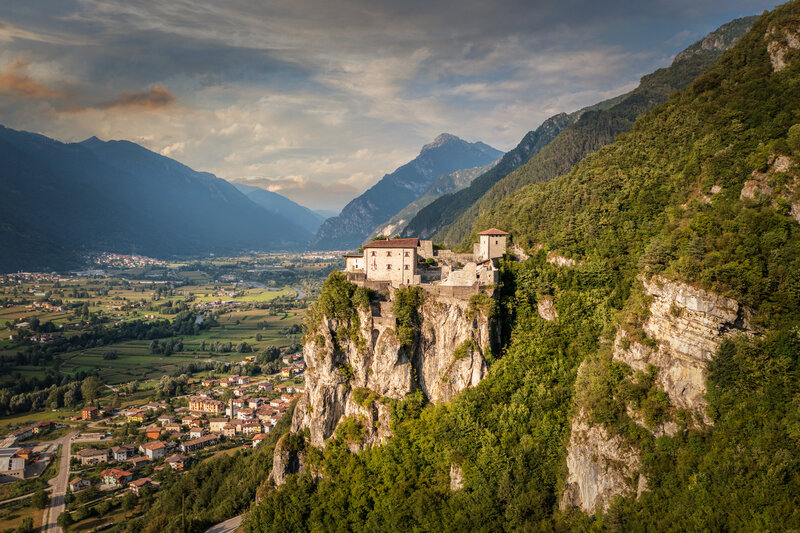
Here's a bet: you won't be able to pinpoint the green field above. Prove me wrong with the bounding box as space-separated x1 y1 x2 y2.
1 307 303 385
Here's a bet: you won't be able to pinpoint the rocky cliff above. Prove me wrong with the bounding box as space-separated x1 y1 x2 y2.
561 275 753 513
273 288 494 483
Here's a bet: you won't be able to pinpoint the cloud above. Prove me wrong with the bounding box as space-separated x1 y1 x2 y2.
99 85 176 111
0 59 68 100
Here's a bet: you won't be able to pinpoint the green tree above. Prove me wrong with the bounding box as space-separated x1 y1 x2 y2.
32 488 49 509
81 376 103 404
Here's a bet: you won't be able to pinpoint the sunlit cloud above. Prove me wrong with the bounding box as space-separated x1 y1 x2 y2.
0 59 68 100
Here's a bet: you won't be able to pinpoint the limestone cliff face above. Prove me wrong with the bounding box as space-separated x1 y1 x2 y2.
286 291 491 470
561 409 644 514
616 275 751 417
562 276 751 513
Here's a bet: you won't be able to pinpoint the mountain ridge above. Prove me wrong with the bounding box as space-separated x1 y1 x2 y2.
0 126 310 272
309 133 502 250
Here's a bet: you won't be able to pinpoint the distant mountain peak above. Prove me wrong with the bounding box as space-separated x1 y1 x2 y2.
422 133 463 151
80 135 104 146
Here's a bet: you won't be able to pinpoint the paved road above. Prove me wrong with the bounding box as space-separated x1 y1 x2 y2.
292 286 306 299
41 430 78 533
205 514 243 533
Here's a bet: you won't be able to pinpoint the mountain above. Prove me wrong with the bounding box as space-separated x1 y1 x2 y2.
234 183 325 234
367 159 498 240
407 15 756 248
309 134 502 250
242 4 800 532
401 110 577 240
0 127 310 272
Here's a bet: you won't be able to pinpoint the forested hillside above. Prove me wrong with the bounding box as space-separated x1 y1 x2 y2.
244 3 800 531
428 16 756 249
0 129 310 272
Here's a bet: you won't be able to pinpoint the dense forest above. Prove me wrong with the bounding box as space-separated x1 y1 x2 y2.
244 3 800 531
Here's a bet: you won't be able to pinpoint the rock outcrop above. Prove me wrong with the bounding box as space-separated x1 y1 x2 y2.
537 296 558 321
617 276 751 416
269 434 304 486
766 23 800 72
741 154 799 223
275 289 493 485
562 275 752 512
561 409 642 514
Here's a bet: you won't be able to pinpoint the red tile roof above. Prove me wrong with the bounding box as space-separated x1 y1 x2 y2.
477 228 508 236
362 238 420 249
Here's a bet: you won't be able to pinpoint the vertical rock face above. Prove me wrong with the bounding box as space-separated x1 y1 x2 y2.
561 409 642 514
287 291 492 465
562 276 752 513
618 275 750 415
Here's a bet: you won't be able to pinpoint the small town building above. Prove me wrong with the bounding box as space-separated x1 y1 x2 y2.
32 421 54 434
126 409 145 423
112 445 136 462
129 456 151 470
165 454 188 471
144 426 162 440
69 477 92 492
139 441 166 460
157 415 174 426
209 418 229 433
74 448 110 466
129 477 158 496
180 434 218 453
241 422 262 435
252 433 267 447
81 406 99 421
189 427 206 439
102 468 134 488
188 396 225 414
0 448 25 478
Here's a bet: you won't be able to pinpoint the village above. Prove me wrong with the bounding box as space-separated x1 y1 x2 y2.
0 343 304 530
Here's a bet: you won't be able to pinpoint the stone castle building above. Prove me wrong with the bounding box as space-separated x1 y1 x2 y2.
344 228 510 289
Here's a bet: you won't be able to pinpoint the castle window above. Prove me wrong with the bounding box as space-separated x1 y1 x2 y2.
404 251 410 257
386 251 392 257
495 240 498 245
404 265 409 270
371 251 376 257
386 264 392 270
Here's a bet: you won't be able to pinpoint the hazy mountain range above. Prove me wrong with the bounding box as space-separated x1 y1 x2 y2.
0 127 314 272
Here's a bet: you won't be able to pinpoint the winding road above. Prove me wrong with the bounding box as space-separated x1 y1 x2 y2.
41 430 78 532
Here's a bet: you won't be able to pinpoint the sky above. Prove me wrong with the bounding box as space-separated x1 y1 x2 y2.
0 0 780 211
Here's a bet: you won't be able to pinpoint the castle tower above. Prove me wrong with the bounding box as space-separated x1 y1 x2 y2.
476 228 509 262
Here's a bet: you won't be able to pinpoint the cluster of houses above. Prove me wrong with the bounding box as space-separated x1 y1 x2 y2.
344 228 510 289
67 376 300 496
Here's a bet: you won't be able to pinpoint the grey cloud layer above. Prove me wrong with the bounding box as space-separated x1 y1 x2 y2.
0 0 777 209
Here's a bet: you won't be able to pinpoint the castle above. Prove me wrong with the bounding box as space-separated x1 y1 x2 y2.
344 228 509 290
